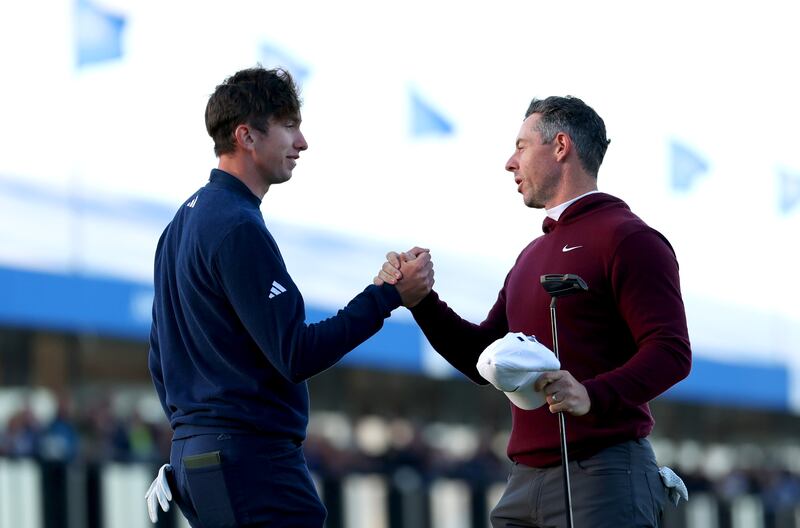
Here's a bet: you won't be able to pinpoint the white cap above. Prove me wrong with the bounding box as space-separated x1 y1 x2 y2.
476 332 560 410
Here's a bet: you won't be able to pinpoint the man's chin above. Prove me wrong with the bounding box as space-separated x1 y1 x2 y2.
272 173 293 185
523 197 544 209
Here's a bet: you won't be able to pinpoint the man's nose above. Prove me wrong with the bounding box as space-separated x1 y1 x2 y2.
296 131 308 151
505 154 517 172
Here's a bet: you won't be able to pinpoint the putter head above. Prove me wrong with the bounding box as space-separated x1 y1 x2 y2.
540 274 588 298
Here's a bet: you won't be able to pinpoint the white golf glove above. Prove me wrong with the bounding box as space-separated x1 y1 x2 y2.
658 466 689 505
145 463 173 522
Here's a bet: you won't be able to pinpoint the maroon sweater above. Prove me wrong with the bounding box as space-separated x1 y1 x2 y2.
411 193 691 467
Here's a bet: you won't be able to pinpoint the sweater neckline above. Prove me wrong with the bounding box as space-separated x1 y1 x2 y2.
541 193 627 233
208 169 262 207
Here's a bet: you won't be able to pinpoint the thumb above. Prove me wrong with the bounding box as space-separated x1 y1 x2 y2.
405 246 430 259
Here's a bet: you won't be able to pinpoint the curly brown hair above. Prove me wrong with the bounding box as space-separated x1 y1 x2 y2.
205 66 302 156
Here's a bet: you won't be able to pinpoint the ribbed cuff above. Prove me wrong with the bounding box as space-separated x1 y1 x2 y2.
409 290 438 316
372 282 403 314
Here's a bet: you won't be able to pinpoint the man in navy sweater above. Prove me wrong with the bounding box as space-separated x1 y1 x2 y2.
146 66 433 527
378 96 691 527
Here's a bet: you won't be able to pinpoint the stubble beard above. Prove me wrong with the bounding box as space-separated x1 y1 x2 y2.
525 177 558 209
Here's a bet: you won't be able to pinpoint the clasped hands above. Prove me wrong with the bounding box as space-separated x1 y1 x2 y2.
374 246 434 308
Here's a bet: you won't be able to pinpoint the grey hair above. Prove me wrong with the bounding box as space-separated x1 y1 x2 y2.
525 96 610 176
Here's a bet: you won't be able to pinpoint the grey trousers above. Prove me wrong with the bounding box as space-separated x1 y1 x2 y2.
490 438 667 528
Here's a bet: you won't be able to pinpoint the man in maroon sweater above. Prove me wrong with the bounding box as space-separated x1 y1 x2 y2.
377 96 691 527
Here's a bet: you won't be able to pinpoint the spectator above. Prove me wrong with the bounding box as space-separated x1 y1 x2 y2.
2 400 41 458
38 395 79 462
126 410 158 462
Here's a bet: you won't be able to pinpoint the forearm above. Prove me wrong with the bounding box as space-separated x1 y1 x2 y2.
411 291 505 384
584 334 691 415
218 223 404 383
282 283 402 381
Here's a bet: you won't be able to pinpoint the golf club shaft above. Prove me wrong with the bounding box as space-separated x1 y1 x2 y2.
558 412 574 528
550 299 575 528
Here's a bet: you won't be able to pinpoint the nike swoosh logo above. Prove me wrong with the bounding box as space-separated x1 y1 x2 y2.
562 244 583 252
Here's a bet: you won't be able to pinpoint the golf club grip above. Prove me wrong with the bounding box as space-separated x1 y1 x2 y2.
549 302 559 359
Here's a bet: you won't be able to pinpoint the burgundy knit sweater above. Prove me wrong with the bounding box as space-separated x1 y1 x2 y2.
411 193 691 467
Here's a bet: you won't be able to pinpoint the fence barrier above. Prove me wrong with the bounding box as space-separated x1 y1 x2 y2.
1 457 798 528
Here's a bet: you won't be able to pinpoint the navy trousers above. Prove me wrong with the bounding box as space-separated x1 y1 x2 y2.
169 433 326 527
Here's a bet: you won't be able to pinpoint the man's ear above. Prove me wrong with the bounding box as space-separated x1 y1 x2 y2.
554 132 571 162
233 124 255 151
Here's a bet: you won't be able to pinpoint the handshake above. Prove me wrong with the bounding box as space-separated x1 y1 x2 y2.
373 246 434 308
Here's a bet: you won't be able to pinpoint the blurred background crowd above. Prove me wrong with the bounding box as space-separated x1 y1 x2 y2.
2 376 800 527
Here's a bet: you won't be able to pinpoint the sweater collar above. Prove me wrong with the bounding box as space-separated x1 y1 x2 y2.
541 192 626 233
208 169 262 207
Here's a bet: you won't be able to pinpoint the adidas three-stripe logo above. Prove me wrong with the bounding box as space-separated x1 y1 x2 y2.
187 195 198 208
269 281 286 299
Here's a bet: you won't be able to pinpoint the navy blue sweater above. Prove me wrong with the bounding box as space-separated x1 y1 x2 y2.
149 170 401 441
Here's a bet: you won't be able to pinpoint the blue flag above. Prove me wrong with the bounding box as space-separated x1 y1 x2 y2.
410 89 454 137
75 0 126 68
670 140 708 192
778 168 800 214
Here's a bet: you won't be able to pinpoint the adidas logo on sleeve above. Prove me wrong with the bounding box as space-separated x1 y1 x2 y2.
269 281 287 299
